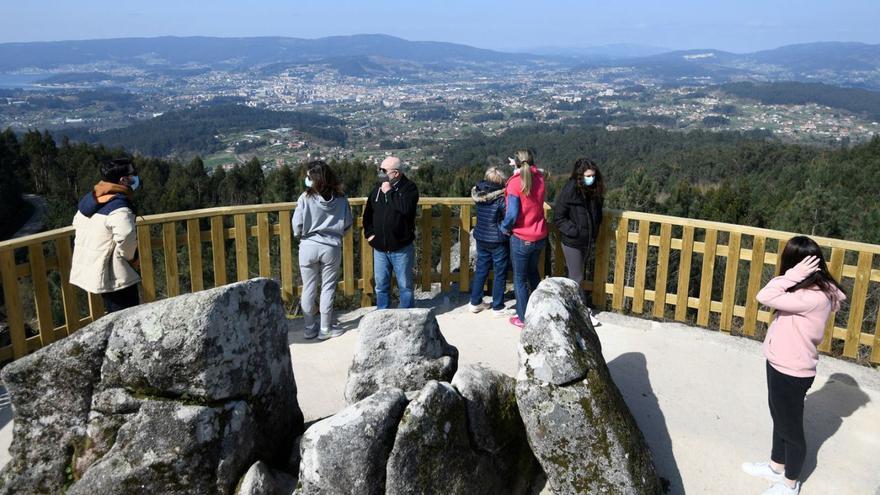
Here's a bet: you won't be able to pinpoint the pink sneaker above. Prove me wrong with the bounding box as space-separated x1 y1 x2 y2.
509 316 525 328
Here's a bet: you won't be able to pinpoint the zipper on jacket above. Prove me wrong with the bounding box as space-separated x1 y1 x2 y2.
379 190 390 251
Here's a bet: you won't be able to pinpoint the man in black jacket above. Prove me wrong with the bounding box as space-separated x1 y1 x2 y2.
363 156 420 308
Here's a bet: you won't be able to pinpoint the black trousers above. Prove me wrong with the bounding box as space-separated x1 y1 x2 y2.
766 361 814 480
101 284 140 313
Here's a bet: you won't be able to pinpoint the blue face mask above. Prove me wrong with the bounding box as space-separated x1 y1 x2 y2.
130 175 141 190
304 177 313 188
583 176 595 187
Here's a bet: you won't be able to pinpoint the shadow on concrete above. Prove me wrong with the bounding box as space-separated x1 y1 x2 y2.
286 312 367 345
801 373 871 482
608 352 683 495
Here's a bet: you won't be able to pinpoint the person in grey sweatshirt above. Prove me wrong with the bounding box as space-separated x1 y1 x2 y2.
292 160 353 340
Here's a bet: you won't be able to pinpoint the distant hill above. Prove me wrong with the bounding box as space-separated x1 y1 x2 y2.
0 34 534 72
587 49 750 81
61 104 346 157
580 42 880 89
520 43 670 60
3 36 879 88
258 55 427 78
719 81 880 121
749 42 880 72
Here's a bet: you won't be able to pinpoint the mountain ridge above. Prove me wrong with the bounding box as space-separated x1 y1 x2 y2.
0 34 535 72
576 41 880 88
2 36 879 89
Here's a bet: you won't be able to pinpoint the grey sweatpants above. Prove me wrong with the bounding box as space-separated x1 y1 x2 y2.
299 240 342 330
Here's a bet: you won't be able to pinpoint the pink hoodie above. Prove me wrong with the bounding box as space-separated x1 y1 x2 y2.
757 273 845 377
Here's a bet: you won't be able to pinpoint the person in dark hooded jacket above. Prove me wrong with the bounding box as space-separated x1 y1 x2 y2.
553 158 604 323
468 167 515 316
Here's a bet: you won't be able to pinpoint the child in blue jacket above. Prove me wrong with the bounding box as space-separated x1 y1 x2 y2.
468 167 514 316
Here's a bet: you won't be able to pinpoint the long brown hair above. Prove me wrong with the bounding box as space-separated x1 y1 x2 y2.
570 157 605 199
305 160 343 200
514 149 535 195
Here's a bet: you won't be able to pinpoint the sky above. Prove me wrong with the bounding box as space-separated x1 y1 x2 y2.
3 0 879 53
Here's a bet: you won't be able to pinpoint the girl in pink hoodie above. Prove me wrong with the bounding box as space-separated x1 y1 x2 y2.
743 236 846 495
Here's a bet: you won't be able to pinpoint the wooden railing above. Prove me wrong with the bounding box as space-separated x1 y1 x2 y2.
1 199 878 365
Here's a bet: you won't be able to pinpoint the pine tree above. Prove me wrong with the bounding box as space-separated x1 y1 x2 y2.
264 165 298 203
21 130 58 194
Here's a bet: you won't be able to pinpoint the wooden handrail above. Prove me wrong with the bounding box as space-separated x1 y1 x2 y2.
618 210 880 255
1 199 878 366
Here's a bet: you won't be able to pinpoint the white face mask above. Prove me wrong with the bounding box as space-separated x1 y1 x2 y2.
129 175 141 190
304 177 313 188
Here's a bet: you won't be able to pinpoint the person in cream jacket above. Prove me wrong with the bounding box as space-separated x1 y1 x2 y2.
70 158 141 313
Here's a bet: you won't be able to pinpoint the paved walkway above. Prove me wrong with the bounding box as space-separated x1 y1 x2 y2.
1 295 878 494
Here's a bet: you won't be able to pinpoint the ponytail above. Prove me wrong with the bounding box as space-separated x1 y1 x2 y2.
514 149 535 195
520 165 532 195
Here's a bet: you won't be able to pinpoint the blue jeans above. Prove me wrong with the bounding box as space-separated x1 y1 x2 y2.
469 240 509 310
510 236 545 321
374 243 415 309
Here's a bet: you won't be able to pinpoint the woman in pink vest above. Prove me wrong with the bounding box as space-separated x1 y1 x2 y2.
743 236 846 495
499 149 548 328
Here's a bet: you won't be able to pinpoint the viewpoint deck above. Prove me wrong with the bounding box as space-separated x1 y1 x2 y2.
0 297 878 494
287 299 879 495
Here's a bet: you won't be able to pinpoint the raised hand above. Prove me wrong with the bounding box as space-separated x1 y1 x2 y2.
784 255 821 282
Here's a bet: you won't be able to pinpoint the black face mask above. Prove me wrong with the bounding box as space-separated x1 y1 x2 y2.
377 171 390 184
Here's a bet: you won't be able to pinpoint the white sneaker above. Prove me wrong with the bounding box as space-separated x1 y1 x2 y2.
762 481 799 495
468 302 489 313
491 307 516 317
318 326 345 340
742 462 784 484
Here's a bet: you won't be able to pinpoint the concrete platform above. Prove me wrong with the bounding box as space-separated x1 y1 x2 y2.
1 294 878 495
289 296 880 495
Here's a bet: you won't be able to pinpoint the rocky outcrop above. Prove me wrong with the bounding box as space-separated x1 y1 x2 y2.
67 401 237 495
384 381 477 494
298 367 537 495
451 363 522 454
0 314 114 494
344 309 458 403
451 364 538 495
438 232 477 275
515 277 661 494
451 364 538 494
385 376 537 495
297 388 409 495
0 278 303 495
237 461 298 495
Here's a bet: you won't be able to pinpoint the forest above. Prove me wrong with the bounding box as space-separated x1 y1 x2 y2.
1 123 879 247
720 81 880 121
59 104 347 157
